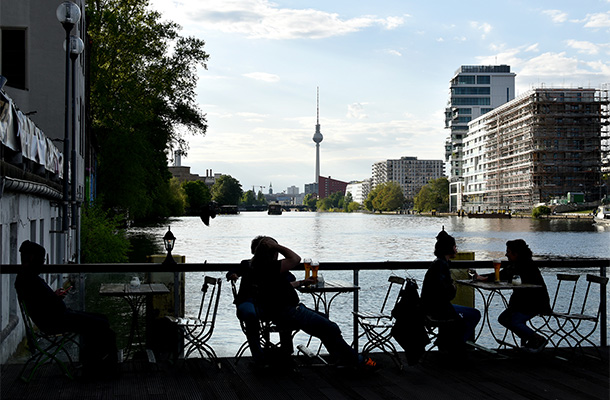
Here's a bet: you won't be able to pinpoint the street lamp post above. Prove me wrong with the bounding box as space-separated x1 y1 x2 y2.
163 227 177 265
56 1 81 237
66 34 84 262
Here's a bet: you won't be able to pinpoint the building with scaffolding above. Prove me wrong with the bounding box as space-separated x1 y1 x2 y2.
461 87 610 213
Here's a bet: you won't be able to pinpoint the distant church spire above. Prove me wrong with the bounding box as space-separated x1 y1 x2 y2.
312 87 323 186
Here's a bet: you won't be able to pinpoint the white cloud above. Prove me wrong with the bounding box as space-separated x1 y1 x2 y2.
242 72 280 82
470 21 492 38
165 0 406 39
542 10 568 23
583 11 610 28
346 103 368 120
383 49 402 56
565 39 600 55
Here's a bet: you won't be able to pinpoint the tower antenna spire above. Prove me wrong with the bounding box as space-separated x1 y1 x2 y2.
317 87 320 125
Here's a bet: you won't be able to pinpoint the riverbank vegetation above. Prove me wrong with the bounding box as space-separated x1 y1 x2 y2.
413 177 449 212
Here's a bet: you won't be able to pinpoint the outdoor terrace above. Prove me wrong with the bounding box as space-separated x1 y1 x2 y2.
1 260 608 399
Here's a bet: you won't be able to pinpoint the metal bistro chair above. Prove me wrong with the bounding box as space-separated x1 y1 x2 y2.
167 276 222 368
17 302 79 383
531 273 580 349
231 280 294 363
541 274 608 357
353 275 406 369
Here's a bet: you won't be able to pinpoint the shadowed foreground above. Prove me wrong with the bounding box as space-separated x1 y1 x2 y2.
1 347 608 400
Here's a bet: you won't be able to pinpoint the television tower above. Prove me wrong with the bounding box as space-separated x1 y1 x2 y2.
312 87 323 186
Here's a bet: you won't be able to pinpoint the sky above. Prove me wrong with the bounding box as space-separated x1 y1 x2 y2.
149 0 610 195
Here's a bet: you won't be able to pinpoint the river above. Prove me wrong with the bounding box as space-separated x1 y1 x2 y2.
123 212 609 358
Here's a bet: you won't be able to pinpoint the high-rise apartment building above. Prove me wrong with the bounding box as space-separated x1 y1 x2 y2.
372 157 444 202
445 65 516 211
462 88 609 212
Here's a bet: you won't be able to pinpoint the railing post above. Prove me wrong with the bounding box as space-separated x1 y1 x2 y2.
601 264 607 347
353 268 359 351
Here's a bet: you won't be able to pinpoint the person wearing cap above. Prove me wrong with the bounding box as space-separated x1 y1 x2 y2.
421 230 481 352
15 240 118 379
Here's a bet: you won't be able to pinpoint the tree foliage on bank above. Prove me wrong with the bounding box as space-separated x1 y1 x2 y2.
413 177 449 212
211 175 243 206
87 0 209 221
182 180 211 213
81 203 131 263
364 182 405 212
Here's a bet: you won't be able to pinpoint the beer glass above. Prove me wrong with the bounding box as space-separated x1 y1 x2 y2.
493 259 502 282
303 258 312 280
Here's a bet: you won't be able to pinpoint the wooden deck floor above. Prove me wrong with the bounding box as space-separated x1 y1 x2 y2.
2 347 608 400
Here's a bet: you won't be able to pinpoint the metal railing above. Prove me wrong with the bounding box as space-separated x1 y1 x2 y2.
2 259 608 350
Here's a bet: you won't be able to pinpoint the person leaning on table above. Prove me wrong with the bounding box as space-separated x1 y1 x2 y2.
421 229 481 353
473 239 551 353
15 240 119 379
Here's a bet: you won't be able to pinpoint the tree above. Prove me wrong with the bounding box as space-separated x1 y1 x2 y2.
211 175 243 206
256 191 268 205
241 190 257 206
80 203 131 263
182 180 211 212
303 193 318 210
413 177 449 212
365 182 405 212
87 0 209 220
167 177 186 216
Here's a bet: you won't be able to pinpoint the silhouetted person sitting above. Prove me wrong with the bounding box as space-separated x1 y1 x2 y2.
15 240 118 379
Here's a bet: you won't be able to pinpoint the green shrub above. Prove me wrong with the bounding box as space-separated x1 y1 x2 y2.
532 205 551 218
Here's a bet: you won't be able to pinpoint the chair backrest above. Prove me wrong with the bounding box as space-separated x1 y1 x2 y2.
196 276 222 330
551 274 580 313
578 274 609 317
18 302 39 350
379 276 406 315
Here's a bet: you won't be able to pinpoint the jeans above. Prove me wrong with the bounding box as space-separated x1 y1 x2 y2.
277 303 359 366
498 308 536 343
236 301 294 363
453 305 481 342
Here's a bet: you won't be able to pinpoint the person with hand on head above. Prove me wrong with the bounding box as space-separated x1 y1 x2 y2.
250 236 378 370
474 239 550 353
421 229 481 353
15 240 119 379
226 236 310 366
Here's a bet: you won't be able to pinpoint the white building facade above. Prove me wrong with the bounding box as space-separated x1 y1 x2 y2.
462 88 609 212
345 179 371 204
1 0 87 363
372 157 444 204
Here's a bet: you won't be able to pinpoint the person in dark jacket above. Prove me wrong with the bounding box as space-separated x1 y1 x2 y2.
15 240 118 378
226 236 306 365
250 236 378 369
421 230 481 351
475 239 550 353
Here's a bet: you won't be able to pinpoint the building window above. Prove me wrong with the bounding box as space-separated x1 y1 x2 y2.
1 29 27 89
477 76 490 84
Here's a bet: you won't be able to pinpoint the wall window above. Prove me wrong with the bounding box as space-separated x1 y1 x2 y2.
477 76 490 84
452 87 490 95
1 29 27 89
451 97 491 106
457 75 475 84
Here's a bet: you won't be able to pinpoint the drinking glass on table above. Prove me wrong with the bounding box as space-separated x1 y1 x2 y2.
493 259 502 282
311 260 319 282
468 268 477 282
303 258 312 280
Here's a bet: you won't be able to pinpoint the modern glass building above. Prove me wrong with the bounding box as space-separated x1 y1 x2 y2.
444 65 515 211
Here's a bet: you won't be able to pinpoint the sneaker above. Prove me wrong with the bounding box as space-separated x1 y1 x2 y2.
359 356 380 371
523 335 548 353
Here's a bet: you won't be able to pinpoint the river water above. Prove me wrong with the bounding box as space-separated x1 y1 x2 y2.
124 212 609 358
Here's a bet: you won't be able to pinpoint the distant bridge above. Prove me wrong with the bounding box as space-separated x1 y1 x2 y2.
239 204 310 212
